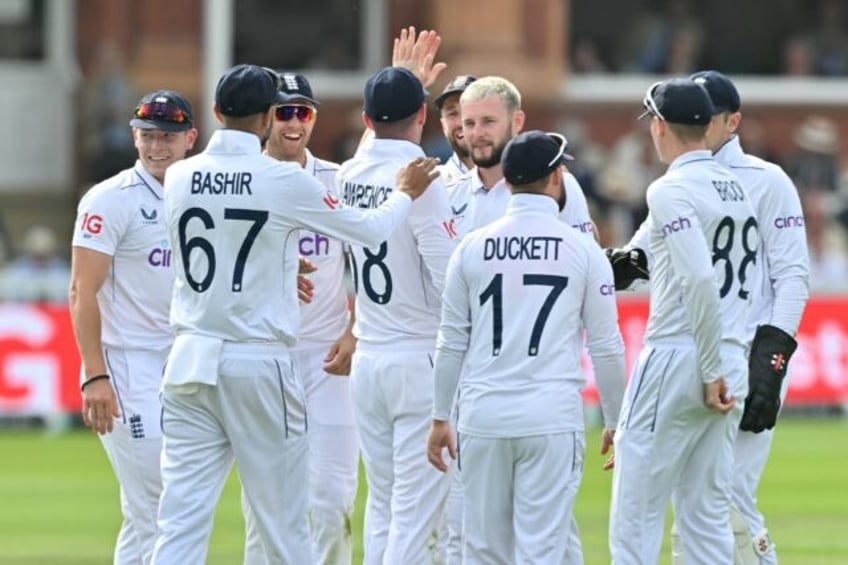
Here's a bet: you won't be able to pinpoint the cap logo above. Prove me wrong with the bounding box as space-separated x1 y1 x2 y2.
283 74 299 91
693 77 706 85
154 96 168 103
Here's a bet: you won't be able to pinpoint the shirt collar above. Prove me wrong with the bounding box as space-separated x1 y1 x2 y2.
506 193 560 217
469 166 509 195
450 152 469 173
667 149 713 172
133 160 164 200
206 129 262 155
303 147 316 174
713 134 744 166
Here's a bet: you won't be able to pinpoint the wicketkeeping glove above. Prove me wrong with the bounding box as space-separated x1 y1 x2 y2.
740 324 798 433
605 247 649 290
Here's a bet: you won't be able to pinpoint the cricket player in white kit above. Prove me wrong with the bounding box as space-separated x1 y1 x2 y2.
608 78 758 565
434 75 477 186
239 71 361 565
673 71 809 564
151 64 439 564
69 90 197 565
427 131 626 564
442 75 598 563
449 77 596 242
609 72 812 565
337 66 456 565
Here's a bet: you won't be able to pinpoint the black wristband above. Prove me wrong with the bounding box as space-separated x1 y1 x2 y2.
81 374 110 392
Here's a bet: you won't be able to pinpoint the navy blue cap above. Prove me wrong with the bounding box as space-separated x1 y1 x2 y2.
689 70 741 113
277 72 319 105
129 90 194 132
434 75 477 110
502 130 574 185
638 78 715 125
215 64 286 117
364 67 428 123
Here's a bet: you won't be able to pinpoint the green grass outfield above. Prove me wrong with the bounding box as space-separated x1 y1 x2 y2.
0 419 846 564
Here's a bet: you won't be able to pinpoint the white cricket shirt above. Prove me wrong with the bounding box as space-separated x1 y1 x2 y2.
436 152 470 188
643 150 758 382
446 168 595 241
72 161 174 350
164 129 411 345
294 150 348 343
433 194 625 436
714 135 810 337
338 138 457 348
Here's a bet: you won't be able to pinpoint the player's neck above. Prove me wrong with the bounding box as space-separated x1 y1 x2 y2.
477 164 503 190
266 148 307 168
662 140 708 164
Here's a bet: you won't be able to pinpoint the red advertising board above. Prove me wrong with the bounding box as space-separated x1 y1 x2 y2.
0 304 81 416
0 299 845 417
580 296 848 406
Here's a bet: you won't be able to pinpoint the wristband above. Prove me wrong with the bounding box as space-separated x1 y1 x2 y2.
81 374 110 392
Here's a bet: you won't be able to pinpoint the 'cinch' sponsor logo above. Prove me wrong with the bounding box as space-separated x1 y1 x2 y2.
148 248 172 267
774 215 804 229
661 216 691 237
299 233 330 256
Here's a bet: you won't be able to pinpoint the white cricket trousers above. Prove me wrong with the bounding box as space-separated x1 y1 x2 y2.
460 432 585 564
350 346 451 565
610 341 746 565
728 372 792 565
99 346 169 565
152 342 311 565
243 341 359 565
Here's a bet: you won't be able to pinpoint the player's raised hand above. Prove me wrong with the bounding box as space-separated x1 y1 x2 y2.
397 157 440 200
427 419 456 472
704 377 736 414
324 328 356 376
81 377 120 435
392 26 447 88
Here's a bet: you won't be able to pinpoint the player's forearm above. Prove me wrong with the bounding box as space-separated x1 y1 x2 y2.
683 274 723 382
591 352 626 429
68 290 107 378
432 346 463 420
769 273 810 337
338 192 412 248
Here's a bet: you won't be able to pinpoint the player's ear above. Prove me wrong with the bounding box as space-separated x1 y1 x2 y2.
513 109 526 134
362 112 374 131
185 128 199 149
212 103 225 126
417 104 427 126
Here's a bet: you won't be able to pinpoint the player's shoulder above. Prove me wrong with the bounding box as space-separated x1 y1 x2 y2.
742 154 796 188
80 167 144 206
312 155 340 173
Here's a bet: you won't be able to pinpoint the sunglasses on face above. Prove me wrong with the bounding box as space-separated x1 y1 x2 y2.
134 102 189 124
274 105 316 123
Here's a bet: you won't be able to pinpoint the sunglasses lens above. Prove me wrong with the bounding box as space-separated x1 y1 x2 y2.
135 102 186 123
275 106 314 122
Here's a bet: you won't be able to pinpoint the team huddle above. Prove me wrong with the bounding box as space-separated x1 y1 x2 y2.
69 27 809 565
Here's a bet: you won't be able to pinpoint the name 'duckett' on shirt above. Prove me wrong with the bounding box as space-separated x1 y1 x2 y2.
483 235 563 261
342 182 393 209
190 171 253 195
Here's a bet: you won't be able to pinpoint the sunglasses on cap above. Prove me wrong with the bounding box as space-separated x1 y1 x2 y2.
639 81 665 121
134 101 189 124
274 105 316 123
545 132 573 166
